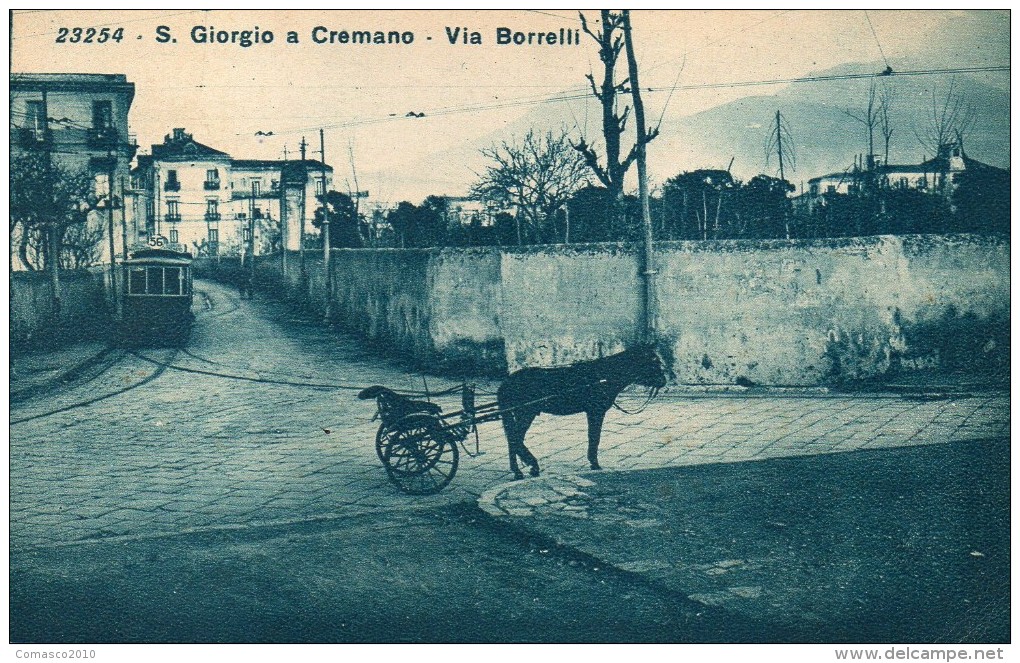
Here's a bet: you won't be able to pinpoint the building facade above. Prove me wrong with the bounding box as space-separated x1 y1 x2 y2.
128 129 332 256
10 73 136 269
803 143 1003 211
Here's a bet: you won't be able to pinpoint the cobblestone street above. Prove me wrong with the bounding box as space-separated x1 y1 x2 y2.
10 279 1009 550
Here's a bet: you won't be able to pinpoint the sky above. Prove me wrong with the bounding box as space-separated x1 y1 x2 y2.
10 9 1011 204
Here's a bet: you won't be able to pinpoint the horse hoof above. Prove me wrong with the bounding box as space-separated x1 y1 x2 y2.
512 472 525 481
590 463 602 471
529 466 541 477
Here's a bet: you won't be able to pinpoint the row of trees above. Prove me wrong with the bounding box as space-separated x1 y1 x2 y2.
312 155 1006 250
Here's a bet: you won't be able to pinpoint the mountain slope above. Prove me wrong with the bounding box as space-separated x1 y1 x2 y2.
365 59 1009 202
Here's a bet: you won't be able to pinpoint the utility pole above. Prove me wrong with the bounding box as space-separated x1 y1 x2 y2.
244 182 254 268
107 147 119 317
299 136 307 278
41 87 61 315
774 113 790 240
767 110 795 239
249 183 256 289
319 129 330 268
775 110 786 183
319 128 332 321
280 148 288 276
120 174 129 261
563 204 570 244
622 10 657 343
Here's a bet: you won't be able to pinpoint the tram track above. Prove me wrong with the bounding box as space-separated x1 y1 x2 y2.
194 283 242 320
10 346 130 405
10 349 179 426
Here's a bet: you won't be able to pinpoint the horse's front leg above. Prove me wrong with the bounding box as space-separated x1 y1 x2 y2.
586 408 609 470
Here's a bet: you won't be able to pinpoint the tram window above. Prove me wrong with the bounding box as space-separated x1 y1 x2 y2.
147 267 166 294
129 268 147 294
164 267 182 295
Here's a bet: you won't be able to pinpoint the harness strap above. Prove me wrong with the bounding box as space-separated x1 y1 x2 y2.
612 387 658 415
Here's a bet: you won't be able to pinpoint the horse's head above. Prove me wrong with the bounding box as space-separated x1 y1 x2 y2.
629 345 669 390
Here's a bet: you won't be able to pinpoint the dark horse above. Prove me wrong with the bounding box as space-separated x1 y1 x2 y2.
497 345 669 480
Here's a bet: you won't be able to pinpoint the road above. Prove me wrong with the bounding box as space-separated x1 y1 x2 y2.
9 279 1010 643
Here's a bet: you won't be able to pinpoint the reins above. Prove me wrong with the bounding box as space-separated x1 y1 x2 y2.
612 387 659 415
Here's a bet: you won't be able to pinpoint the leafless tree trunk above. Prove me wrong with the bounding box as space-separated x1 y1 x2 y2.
915 77 975 158
878 83 895 167
845 80 879 169
572 10 641 235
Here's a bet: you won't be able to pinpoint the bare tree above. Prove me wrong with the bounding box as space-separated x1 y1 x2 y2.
10 152 103 270
471 128 589 245
915 77 976 158
343 139 368 246
844 80 879 169
571 10 640 235
878 83 895 167
60 220 105 269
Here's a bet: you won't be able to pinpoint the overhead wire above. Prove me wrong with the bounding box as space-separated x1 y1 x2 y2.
863 10 891 71
253 65 1009 136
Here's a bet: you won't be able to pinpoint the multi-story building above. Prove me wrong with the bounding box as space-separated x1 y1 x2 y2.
10 73 136 268
128 129 332 256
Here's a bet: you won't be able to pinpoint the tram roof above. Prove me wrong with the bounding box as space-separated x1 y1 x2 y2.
124 248 193 266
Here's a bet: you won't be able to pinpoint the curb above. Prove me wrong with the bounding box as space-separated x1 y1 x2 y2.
478 473 599 518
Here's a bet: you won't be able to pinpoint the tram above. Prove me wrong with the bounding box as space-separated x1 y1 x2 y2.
120 248 195 346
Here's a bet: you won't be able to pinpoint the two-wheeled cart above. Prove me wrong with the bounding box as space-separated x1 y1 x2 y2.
360 384 496 495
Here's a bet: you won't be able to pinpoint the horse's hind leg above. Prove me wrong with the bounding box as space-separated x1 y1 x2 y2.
502 411 539 480
501 412 526 480
586 409 608 470
519 441 541 477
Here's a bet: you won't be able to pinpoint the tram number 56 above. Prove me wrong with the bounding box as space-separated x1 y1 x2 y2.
148 235 169 248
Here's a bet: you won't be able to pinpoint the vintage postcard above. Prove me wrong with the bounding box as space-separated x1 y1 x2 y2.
8 8 1010 660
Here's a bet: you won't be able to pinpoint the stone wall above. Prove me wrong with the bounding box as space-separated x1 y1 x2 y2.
10 269 111 349
243 235 1008 385
652 235 1009 385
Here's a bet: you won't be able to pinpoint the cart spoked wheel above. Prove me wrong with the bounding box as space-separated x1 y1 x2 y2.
375 423 395 464
382 414 459 495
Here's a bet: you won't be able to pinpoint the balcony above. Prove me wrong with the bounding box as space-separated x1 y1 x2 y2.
86 125 119 148
204 179 221 190
164 213 182 223
204 212 222 222
164 180 181 192
230 182 280 200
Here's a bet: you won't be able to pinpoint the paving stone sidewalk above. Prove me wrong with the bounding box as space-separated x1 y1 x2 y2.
477 438 1011 643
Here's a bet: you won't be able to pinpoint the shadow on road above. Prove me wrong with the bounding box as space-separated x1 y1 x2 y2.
10 438 1008 644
